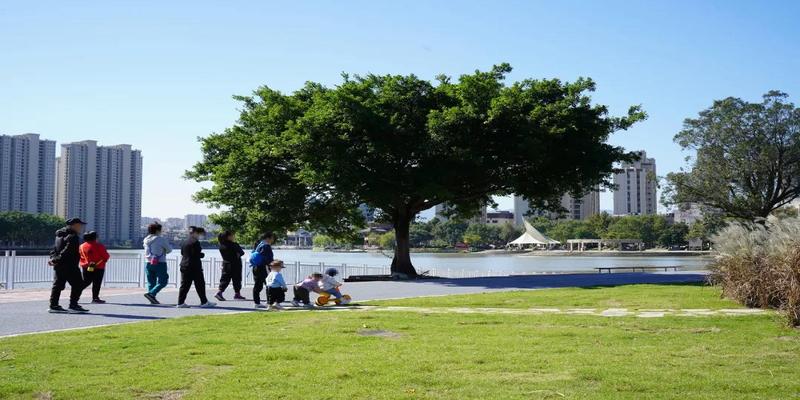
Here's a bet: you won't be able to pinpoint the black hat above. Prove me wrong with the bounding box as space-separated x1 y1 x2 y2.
66 218 87 225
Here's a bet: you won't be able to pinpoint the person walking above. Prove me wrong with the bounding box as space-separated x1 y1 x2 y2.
143 222 172 304
48 218 89 313
250 232 275 309
176 226 216 308
79 231 110 304
214 230 245 301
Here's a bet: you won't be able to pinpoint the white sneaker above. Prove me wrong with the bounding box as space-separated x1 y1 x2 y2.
272 304 285 310
199 301 216 308
176 303 190 308
254 303 267 309
290 300 301 307
265 304 273 311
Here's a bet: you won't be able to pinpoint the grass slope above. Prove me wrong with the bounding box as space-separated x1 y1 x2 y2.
0 284 798 400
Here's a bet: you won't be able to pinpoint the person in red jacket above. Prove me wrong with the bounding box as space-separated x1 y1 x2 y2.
79 231 111 303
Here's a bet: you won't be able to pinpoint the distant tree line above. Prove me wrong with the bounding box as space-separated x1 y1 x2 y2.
352 212 729 251
0 211 63 248
528 213 726 248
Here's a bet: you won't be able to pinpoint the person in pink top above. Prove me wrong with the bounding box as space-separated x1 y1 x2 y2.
291 273 323 308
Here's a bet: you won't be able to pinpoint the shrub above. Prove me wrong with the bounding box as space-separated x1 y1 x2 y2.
710 217 800 325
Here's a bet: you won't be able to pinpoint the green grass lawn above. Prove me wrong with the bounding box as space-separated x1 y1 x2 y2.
1 284 799 400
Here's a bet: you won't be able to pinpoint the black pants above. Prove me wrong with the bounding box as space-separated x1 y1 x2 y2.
82 268 105 300
178 267 208 305
218 261 242 293
267 287 285 305
252 266 267 304
50 265 84 307
293 286 311 305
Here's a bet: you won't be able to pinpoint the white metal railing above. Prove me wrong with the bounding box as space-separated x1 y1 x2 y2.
5 251 506 290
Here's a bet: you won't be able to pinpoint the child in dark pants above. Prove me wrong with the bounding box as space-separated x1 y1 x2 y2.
292 273 323 308
265 260 287 311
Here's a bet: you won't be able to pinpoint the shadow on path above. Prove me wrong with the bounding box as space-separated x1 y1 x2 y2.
68 313 166 321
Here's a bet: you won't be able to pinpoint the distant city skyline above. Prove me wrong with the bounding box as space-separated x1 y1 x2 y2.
2 1 799 217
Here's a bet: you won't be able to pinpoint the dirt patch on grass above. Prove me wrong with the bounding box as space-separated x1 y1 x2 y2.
141 390 187 400
34 392 52 400
0 350 15 361
358 329 402 339
689 327 722 334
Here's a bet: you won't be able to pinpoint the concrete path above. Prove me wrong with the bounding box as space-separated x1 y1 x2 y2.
0 272 705 338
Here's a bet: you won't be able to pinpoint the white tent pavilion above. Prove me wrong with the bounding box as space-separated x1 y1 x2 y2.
508 221 560 248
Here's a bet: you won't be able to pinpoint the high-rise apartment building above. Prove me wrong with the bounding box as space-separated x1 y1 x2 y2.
0 133 56 213
561 190 600 220
513 188 600 225
55 140 143 244
613 150 657 215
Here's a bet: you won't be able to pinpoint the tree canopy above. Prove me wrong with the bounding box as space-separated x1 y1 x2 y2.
0 212 63 247
664 91 800 221
187 64 645 277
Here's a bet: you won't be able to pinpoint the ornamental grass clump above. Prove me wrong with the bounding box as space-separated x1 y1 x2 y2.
710 217 800 326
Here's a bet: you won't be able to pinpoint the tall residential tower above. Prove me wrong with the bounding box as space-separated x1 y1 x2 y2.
513 188 600 225
55 141 143 244
0 133 56 213
612 150 657 215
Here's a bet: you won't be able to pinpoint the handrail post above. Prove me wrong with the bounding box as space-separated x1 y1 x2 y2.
8 250 16 290
138 253 144 288
3 250 9 290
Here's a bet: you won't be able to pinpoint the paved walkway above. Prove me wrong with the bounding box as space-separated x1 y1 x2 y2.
0 273 705 338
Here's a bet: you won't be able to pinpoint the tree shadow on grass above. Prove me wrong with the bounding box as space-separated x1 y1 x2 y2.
410 272 708 291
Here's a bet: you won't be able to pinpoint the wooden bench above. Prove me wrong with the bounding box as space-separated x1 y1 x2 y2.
595 266 681 274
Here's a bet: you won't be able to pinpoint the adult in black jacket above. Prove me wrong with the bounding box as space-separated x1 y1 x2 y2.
48 218 89 313
176 226 216 308
214 231 245 301
251 232 276 308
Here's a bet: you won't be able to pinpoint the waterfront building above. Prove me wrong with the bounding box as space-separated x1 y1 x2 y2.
55 140 143 244
0 133 56 213
613 150 657 215
486 210 514 225
513 188 600 225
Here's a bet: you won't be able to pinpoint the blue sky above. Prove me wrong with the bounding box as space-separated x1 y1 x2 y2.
1 1 798 218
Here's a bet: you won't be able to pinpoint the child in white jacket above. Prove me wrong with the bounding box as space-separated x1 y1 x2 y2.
265 260 287 310
319 268 346 303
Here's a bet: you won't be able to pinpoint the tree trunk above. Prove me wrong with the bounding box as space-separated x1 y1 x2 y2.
390 212 418 279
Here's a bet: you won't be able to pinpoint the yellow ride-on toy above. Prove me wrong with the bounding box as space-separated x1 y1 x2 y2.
315 291 352 306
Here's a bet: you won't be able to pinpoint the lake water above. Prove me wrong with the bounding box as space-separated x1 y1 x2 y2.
111 249 712 274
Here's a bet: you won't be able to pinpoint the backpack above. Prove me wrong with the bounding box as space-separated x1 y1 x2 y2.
249 242 266 267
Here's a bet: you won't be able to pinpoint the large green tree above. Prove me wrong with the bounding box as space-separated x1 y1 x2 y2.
187 64 644 277
664 91 800 221
0 212 63 247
